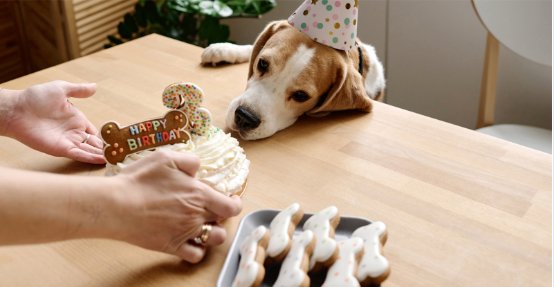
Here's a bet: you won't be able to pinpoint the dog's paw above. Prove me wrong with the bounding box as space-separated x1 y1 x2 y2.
201 43 252 66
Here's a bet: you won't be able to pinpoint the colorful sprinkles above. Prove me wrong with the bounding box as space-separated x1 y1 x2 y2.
161 83 213 137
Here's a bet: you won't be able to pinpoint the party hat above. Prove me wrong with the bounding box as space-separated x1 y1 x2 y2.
288 0 358 50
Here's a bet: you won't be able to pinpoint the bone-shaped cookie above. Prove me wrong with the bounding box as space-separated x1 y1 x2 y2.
266 203 304 262
232 225 270 287
321 237 364 287
162 83 213 136
273 230 316 287
100 110 191 165
303 206 341 273
351 222 390 286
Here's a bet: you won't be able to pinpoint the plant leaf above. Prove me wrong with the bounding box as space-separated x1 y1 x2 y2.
144 0 161 23
167 2 189 13
118 22 133 39
198 16 219 40
214 1 233 17
108 35 124 45
124 13 138 33
206 23 230 45
134 3 147 27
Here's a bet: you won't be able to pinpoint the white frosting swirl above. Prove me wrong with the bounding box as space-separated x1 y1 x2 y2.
105 128 249 196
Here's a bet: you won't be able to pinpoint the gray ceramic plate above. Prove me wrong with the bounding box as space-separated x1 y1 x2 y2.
217 209 373 287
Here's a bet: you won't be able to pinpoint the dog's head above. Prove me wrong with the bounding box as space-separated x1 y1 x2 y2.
226 21 372 140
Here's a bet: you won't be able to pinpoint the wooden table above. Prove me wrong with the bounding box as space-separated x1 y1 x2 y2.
0 34 551 287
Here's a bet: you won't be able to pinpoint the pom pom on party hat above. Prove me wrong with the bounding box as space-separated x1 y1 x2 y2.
288 0 358 50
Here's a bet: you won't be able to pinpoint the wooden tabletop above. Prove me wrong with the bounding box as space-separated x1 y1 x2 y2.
0 34 551 287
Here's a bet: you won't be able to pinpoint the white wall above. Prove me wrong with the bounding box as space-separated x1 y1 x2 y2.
222 0 552 130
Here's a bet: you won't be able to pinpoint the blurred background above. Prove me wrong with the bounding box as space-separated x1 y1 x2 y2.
0 0 551 143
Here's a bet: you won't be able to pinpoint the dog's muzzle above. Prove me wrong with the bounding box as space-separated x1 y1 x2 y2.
234 106 261 130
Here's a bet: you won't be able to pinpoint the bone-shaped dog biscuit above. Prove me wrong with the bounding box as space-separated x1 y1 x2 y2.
351 222 390 286
321 237 364 287
273 230 316 287
232 225 270 287
267 203 304 261
100 110 191 165
303 206 341 273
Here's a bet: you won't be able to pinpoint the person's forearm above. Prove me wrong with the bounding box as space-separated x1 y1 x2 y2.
0 166 125 246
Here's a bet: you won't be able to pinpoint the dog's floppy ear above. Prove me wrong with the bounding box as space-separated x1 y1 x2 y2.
248 21 290 79
307 61 372 116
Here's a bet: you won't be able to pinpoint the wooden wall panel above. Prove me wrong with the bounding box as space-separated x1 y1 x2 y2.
0 0 138 83
0 1 29 83
64 0 138 57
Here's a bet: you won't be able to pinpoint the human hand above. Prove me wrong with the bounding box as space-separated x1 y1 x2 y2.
1 81 105 164
112 150 242 263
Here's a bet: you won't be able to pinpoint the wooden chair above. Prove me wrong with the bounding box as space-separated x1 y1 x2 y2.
473 0 552 154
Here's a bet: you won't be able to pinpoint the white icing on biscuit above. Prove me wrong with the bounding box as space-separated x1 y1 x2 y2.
303 206 338 270
232 226 267 287
273 230 314 287
321 238 364 287
267 203 301 257
351 222 389 280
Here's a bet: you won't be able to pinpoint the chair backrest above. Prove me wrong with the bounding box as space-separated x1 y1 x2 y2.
471 0 551 129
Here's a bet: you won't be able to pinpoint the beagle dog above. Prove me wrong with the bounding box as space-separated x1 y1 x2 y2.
201 20 385 140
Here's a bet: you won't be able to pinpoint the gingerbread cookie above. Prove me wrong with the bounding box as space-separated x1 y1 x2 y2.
232 226 271 287
303 206 341 273
273 230 316 287
266 203 304 262
351 222 390 286
321 237 364 287
100 110 191 165
162 83 214 137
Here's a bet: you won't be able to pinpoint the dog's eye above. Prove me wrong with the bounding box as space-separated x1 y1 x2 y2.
258 59 269 73
290 91 311 103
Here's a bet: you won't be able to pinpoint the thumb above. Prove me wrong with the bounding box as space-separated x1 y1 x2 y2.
64 82 97 99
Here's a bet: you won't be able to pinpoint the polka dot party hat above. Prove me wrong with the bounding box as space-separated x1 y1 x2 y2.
288 0 358 50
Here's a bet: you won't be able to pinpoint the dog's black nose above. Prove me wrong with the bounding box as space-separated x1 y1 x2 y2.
235 106 261 130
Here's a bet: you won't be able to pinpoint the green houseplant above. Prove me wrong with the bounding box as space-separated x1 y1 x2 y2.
105 0 276 48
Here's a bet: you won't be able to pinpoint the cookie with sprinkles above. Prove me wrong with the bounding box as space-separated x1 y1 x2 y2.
303 206 341 273
273 230 316 287
266 203 304 265
232 226 270 287
321 237 364 287
189 107 213 136
161 83 213 136
351 222 390 286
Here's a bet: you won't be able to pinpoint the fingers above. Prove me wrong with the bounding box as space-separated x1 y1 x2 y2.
175 242 206 263
202 222 226 246
204 188 243 218
79 142 102 155
66 148 106 164
85 120 99 138
170 152 201 177
62 82 98 99
85 134 104 149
